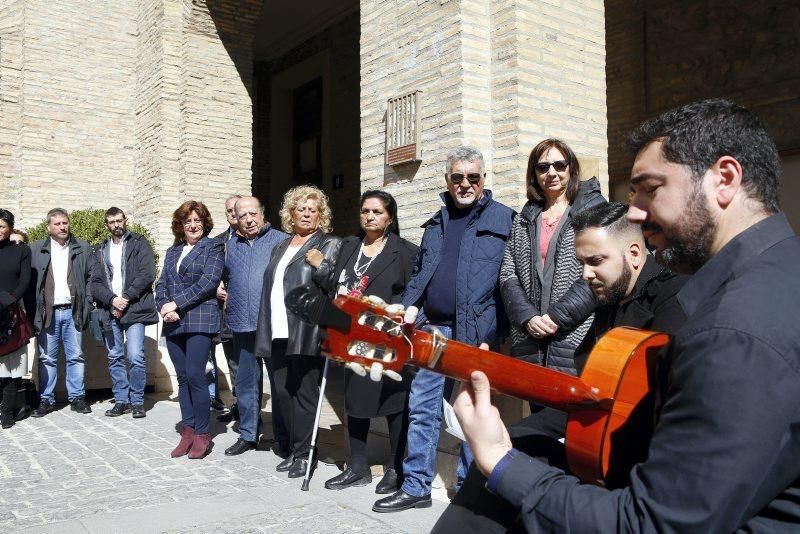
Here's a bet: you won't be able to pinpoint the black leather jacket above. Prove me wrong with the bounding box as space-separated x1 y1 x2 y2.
254 230 341 359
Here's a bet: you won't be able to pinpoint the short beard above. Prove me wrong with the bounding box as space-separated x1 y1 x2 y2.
111 227 125 237
653 186 716 274
593 259 632 306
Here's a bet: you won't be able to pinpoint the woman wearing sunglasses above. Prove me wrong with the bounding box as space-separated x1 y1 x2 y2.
499 138 605 380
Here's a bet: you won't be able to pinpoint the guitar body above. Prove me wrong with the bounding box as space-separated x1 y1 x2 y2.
566 327 669 486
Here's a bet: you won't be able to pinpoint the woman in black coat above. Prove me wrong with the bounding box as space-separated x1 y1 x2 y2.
321 190 419 494
254 185 341 479
0 209 31 429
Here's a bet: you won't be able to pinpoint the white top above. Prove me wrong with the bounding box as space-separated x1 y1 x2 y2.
110 240 124 296
270 245 301 340
50 238 72 305
177 244 194 273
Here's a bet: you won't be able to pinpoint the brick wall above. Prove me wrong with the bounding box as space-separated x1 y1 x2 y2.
0 1 24 219
1 0 137 230
606 0 800 200
360 0 608 244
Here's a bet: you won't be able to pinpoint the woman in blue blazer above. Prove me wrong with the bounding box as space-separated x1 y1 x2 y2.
156 200 224 459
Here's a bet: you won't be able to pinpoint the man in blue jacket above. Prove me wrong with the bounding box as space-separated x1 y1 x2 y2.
222 196 288 456
89 207 159 418
373 146 515 513
443 99 800 531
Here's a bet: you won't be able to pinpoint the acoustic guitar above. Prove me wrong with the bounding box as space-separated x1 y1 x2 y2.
287 288 669 487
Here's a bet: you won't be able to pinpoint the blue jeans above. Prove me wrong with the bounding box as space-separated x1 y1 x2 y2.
104 320 146 405
234 331 263 443
38 307 84 403
166 333 213 434
401 325 474 497
206 350 218 399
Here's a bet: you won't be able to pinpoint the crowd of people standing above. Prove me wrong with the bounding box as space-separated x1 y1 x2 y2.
1 97 799 530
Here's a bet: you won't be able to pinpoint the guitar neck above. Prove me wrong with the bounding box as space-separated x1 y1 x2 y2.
410 332 602 410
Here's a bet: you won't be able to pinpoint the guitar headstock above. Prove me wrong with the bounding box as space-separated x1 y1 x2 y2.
323 295 414 380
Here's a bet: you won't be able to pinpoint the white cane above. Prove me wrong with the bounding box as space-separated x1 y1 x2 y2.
301 356 330 491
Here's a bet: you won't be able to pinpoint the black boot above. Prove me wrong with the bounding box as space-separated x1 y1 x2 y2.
1 378 15 429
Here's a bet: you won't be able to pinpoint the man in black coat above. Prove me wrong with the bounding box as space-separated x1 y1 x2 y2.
435 201 687 531
440 99 800 532
89 207 158 418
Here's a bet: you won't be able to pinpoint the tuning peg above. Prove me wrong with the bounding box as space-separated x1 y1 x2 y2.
385 303 405 315
384 370 403 382
367 295 387 306
403 306 419 324
370 362 384 382
348 362 367 376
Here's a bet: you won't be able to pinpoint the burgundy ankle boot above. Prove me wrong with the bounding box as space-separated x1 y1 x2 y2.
188 433 211 459
171 426 195 457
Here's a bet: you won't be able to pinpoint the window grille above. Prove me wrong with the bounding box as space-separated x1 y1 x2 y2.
385 90 421 165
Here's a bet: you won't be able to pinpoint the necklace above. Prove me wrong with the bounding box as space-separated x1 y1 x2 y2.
353 236 387 278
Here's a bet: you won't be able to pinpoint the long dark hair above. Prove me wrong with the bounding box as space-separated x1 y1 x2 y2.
358 190 400 237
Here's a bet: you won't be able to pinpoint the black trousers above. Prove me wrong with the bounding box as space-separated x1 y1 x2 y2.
270 339 324 460
432 408 568 533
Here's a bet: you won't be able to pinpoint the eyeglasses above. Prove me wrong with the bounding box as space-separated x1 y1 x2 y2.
448 172 484 184
535 160 568 174
183 219 202 228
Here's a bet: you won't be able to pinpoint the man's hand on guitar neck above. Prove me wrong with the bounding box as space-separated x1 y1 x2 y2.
454 370 513 478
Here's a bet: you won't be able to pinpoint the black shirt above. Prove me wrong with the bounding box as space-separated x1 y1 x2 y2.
0 240 31 309
424 201 479 326
492 213 800 532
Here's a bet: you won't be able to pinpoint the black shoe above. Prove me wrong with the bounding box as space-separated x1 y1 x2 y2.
276 454 295 472
324 467 372 490
131 404 146 418
375 467 399 494
217 402 239 423
273 439 291 459
31 399 54 418
1 409 13 429
225 438 257 456
105 402 130 417
288 458 316 479
210 397 227 412
70 396 92 414
372 490 432 513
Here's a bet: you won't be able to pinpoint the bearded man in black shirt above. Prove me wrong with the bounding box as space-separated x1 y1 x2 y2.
436 99 800 532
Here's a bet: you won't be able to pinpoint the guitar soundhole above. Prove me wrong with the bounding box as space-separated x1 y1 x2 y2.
346 341 396 362
357 312 402 336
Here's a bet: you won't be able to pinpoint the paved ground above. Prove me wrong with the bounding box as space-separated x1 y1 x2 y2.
0 378 449 533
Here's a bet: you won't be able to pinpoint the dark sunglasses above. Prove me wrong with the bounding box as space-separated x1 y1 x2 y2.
449 172 484 184
535 160 568 173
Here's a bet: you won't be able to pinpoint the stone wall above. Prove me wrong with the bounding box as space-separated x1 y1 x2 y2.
134 0 262 251
360 0 608 244
606 0 800 200
0 0 137 230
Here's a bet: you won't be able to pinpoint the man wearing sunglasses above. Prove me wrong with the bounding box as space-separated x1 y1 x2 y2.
373 146 515 513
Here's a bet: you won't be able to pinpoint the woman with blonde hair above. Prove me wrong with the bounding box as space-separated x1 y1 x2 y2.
254 185 341 479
